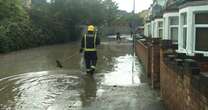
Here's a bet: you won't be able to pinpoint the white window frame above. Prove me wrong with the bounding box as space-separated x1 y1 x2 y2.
178 5 208 56
169 16 179 44
193 12 208 53
151 21 155 38
169 24 179 44
144 23 148 37
181 13 187 49
154 18 163 38
147 23 151 37
163 12 179 40
158 21 163 39
163 17 165 39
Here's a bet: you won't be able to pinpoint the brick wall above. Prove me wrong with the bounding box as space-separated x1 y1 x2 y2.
160 41 208 110
136 40 151 78
135 38 160 88
151 38 160 88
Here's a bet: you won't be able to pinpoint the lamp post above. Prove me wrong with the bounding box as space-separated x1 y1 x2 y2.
132 0 136 56
133 0 136 14
131 0 136 84
132 0 136 55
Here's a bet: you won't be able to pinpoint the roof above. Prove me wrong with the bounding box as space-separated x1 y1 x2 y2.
164 4 179 12
149 3 164 20
163 0 188 12
180 0 208 9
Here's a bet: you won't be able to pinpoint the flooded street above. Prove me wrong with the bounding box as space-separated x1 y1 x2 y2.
0 35 166 110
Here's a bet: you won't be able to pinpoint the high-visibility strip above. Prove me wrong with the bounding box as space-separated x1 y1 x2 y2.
84 34 87 50
94 33 97 48
84 48 96 51
84 33 97 51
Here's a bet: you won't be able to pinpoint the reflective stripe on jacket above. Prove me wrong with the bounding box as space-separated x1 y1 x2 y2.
84 33 97 51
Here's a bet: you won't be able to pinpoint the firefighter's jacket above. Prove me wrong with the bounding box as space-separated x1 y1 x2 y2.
81 32 100 59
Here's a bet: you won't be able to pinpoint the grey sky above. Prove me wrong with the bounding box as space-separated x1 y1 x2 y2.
114 0 152 12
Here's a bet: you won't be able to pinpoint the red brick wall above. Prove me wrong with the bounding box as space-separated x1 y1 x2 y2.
136 39 208 110
151 40 160 88
136 39 160 88
160 48 208 110
136 40 151 78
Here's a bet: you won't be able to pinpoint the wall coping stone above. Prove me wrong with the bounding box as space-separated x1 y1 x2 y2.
160 40 172 49
183 59 200 76
176 53 187 59
194 53 208 62
137 40 149 49
152 38 161 45
174 58 185 73
175 58 183 66
172 44 178 50
166 54 177 69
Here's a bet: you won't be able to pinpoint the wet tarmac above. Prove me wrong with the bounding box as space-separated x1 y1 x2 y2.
0 35 166 110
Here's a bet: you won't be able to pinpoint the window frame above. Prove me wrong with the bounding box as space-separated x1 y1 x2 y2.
144 23 149 37
147 23 151 37
158 20 163 39
154 18 163 38
178 5 208 56
163 12 179 41
169 16 179 44
193 12 208 53
152 21 156 38
181 13 187 49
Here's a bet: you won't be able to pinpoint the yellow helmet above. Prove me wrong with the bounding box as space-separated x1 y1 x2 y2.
87 25 95 32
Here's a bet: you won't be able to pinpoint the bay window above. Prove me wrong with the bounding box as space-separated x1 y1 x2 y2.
178 3 208 56
163 12 179 42
152 19 163 38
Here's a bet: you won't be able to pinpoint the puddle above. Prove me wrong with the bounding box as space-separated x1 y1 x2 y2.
0 38 165 110
102 54 141 86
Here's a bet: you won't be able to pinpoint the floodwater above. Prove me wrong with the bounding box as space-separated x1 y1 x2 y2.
0 35 166 110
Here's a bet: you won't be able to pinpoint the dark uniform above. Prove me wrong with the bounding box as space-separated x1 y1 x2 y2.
81 31 100 73
116 32 121 41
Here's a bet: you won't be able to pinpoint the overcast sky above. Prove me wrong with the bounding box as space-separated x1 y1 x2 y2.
113 0 153 13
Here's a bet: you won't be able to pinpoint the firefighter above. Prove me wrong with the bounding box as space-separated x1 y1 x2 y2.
80 25 100 74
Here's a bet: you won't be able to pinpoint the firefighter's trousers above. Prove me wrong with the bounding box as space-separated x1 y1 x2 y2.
84 51 97 73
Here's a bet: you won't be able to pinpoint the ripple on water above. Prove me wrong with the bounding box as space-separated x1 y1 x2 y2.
0 70 81 110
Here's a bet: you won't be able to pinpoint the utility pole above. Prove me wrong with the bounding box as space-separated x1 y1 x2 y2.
132 0 136 54
132 0 136 56
133 0 136 14
132 0 136 84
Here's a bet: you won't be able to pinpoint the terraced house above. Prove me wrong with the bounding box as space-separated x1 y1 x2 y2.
136 0 208 110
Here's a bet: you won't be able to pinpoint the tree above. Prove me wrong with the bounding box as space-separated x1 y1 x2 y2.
102 0 118 26
0 0 122 52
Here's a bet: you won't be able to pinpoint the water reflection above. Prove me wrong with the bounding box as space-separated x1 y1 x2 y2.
0 41 134 109
80 74 97 107
0 39 164 110
102 54 141 86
